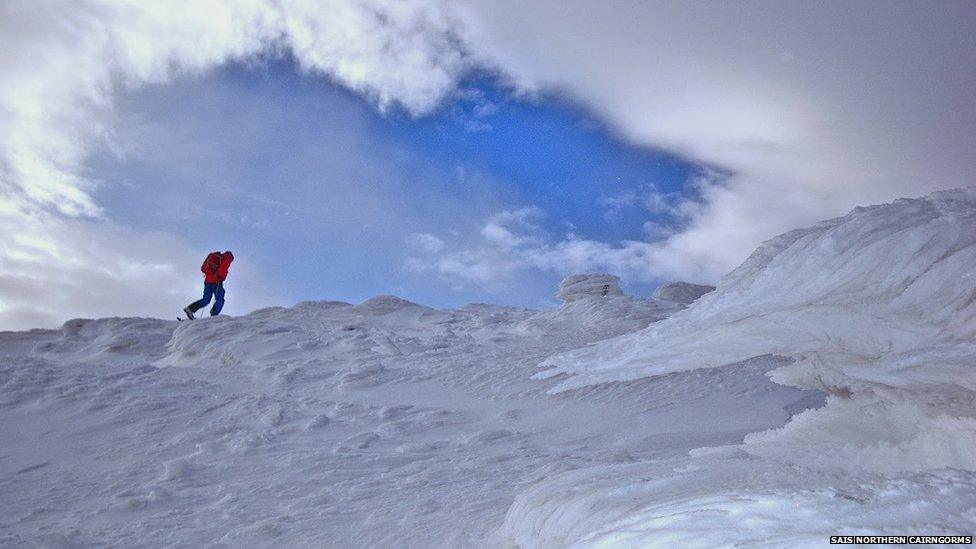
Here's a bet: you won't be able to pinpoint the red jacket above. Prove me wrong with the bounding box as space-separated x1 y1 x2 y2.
201 251 234 283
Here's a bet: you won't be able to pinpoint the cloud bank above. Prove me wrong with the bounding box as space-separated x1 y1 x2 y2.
454 0 976 280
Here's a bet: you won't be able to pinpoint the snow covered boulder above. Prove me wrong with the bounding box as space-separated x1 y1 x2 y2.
556 274 624 302
651 281 715 304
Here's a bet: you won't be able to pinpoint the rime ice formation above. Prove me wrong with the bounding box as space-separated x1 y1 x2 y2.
555 274 625 302
519 187 976 545
651 281 716 304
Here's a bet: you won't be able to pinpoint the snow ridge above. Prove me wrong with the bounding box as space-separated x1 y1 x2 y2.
503 187 976 545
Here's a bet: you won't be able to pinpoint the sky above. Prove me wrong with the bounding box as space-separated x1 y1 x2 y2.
90 59 694 310
1 0 974 330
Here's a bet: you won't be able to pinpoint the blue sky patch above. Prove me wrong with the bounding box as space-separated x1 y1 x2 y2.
90 57 697 309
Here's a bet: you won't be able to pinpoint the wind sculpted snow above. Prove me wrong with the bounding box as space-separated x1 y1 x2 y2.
510 187 976 545
0 288 819 547
540 188 976 393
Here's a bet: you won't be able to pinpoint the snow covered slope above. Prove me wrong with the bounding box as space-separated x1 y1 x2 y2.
540 188 976 393
0 284 819 547
508 187 976 545
4 188 975 547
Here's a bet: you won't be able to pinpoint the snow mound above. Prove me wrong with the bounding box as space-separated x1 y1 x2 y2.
555 274 624 302
21 317 174 365
501 187 976 545
539 187 976 398
651 280 715 304
497 450 976 548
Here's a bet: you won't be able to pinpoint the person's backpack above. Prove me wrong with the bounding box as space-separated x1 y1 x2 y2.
206 252 222 275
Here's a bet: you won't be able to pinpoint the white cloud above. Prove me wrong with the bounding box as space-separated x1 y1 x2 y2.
598 183 684 223
457 0 976 279
407 205 719 291
0 203 279 329
454 87 499 132
406 233 446 253
0 0 470 329
479 207 543 249
1 0 469 216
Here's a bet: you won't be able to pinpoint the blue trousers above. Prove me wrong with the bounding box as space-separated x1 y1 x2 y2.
189 282 225 316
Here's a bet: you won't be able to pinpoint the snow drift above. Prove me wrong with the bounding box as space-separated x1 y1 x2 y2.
504 187 976 544
540 188 976 394
5 274 816 547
